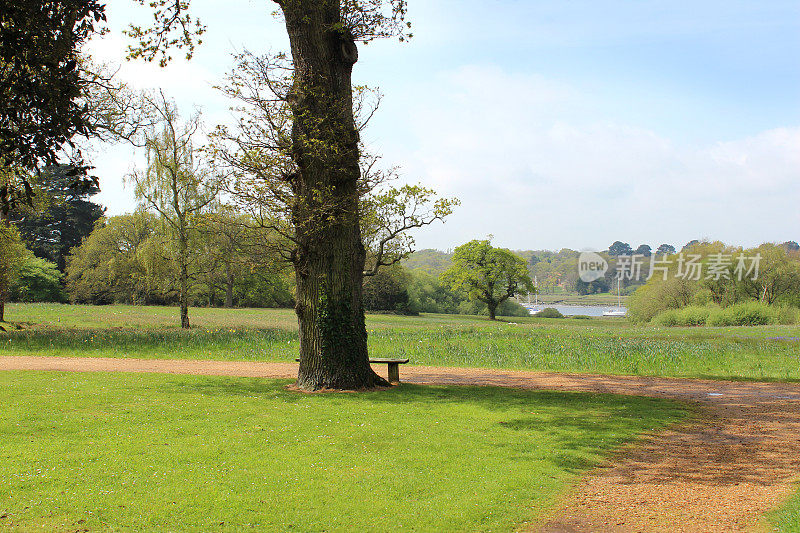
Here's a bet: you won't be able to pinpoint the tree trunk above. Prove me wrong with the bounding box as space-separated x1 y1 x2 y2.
224 262 234 308
178 236 190 329
180 268 190 328
487 301 497 321
282 1 386 390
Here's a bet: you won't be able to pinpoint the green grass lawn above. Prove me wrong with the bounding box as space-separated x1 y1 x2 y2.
772 489 800 532
3 304 800 381
0 371 689 532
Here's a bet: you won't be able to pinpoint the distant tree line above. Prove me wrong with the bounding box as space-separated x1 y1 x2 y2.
628 241 800 325
65 210 295 309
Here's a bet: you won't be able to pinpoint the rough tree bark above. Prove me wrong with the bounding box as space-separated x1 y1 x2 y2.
280 1 387 390
487 302 497 321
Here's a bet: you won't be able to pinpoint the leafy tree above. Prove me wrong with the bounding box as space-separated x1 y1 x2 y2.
10 165 104 271
9 255 66 303
128 97 220 328
0 221 26 321
65 212 174 305
361 183 458 276
656 243 676 255
737 243 800 305
440 240 533 320
626 276 700 323
0 1 110 215
682 239 701 251
782 241 800 252
608 241 633 256
634 244 652 257
362 264 414 314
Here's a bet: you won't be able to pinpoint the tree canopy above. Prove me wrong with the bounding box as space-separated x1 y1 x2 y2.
440 240 533 320
0 0 106 207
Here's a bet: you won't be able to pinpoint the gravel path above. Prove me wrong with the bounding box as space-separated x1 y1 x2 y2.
2 355 799 532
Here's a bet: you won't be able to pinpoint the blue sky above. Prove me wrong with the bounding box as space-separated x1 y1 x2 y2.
87 0 800 252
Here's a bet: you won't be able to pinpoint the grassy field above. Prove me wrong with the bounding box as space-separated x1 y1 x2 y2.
3 303 800 381
0 371 689 532
771 490 800 533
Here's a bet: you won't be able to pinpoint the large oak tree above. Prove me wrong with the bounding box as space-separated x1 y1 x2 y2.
218 4 457 391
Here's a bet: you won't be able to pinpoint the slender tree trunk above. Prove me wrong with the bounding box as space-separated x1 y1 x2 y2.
179 263 190 328
282 1 386 390
178 228 190 329
224 262 234 308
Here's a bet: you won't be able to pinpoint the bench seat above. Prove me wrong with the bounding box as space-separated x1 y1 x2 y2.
294 357 409 383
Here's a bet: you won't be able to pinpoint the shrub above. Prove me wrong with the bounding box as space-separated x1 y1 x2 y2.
498 299 531 317
679 306 712 326
652 306 712 327
652 309 680 327
571 315 591 320
535 307 564 318
707 302 774 327
652 302 800 327
774 305 800 325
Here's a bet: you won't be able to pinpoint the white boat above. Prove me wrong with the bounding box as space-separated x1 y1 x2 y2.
527 277 543 315
602 278 626 317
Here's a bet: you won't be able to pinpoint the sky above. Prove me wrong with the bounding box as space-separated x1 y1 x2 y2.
85 0 800 252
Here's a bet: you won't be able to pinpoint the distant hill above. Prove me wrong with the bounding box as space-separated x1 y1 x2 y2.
403 249 453 276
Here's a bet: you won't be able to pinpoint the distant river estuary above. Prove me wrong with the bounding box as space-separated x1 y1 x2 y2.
530 305 628 317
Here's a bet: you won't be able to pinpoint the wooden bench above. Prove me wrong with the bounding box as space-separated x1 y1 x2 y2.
295 357 409 384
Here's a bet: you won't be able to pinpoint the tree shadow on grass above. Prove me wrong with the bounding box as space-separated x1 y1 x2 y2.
164 377 688 475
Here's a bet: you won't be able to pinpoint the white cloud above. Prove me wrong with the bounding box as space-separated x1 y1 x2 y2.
391 65 800 251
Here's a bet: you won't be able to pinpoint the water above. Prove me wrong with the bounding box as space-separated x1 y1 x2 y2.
528 305 627 317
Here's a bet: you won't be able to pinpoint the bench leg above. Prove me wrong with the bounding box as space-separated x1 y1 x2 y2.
387 362 400 384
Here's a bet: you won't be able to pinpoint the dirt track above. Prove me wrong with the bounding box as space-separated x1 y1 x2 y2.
2 355 800 532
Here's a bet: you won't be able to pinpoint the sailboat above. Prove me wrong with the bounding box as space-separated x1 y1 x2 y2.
527 276 543 315
602 278 626 317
